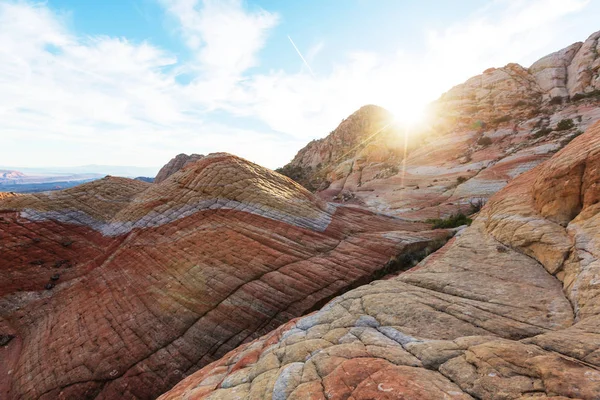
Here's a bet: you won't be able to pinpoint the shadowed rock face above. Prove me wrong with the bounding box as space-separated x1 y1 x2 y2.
158 123 600 400
281 31 600 222
0 153 448 399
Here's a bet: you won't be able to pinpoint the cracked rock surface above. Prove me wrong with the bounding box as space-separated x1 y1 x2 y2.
159 123 600 399
0 154 448 399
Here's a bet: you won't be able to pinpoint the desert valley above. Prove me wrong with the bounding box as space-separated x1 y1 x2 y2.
2 16 600 400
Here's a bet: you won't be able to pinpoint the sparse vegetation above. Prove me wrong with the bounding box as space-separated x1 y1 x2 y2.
533 127 553 139
492 115 512 124
514 100 528 107
477 136 493 146
275 164 317 191
560 130 584 147
374 165 400 180
556 118 575 131
426 213 472 229
469 198 486 214
548 96 563 105
571 90 600 101
456 176 468 184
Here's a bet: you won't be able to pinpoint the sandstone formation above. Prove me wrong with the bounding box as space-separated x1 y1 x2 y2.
280 31 600 222
4 27 600 400
0 153 448 399
154 153 205 184
159 120 600 400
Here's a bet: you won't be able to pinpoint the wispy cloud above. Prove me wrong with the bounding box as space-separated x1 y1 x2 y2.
0 0 595 170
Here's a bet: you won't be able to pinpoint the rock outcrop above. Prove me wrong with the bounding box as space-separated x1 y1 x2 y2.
0 153 448 399
154 153 205 184
280 31 600 223
159 121 600 400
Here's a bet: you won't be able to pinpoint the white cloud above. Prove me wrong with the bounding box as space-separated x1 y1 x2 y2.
0 0 285 170
225 0 593 140
0 0 596 173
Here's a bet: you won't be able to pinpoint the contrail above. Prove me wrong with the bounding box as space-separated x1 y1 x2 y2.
288 35 315 77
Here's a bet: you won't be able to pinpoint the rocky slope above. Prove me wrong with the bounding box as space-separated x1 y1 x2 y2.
159 119 600 400
0 153 448 399
155 153 205 184
281 31 600 222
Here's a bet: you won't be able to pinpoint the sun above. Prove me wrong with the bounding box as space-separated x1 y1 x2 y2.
390 102 427 129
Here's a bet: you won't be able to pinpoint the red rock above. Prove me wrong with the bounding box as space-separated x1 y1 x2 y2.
0 153 447 399
159 122 600 400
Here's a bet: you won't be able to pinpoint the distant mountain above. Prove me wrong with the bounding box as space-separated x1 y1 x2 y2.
0 164 160 178
134 176 155 183
0 168 104 193
0 170 26 180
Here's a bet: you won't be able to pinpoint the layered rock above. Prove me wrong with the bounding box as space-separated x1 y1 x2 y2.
0 153 448 399
159 121 600 400
154 153 205 184
280 30 600 222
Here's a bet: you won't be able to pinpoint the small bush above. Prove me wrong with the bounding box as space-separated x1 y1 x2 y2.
469 198 486 213
492 115 512 124
549 96 563 105
426 213 472 229
556 118 575 131
571 90 600 101
533 127 553 138
456 176 468 184
514 100 527 107
560 130 584 147
477 136 493 146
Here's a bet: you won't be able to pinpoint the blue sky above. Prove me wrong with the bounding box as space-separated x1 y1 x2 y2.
1 0 599 172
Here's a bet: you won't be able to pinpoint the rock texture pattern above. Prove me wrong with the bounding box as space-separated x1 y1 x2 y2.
155 153 205 184
0 154 447 399
159 121 600 400
280 31 600 222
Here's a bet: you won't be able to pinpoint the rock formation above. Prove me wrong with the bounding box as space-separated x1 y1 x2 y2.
154 153 205 184
3 28 600 400
0 153 447 399
159 120 600 400
280 31 600 223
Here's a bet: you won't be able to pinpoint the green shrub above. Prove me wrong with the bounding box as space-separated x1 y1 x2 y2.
426 213 472 229
556 118 575 131
560 130 584 147
456 176 468 184
477 136 493 146
533 127 553 138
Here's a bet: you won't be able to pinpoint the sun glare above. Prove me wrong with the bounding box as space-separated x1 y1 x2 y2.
391 102 427 129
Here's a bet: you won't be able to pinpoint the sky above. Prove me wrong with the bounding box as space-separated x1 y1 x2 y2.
1 0 599 173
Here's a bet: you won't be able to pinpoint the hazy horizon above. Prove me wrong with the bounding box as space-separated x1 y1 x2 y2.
2 0 600 170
